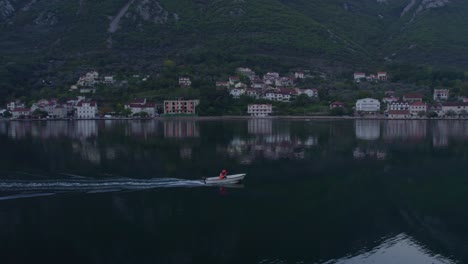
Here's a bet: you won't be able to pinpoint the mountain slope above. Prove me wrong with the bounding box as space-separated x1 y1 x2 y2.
0 0 468 96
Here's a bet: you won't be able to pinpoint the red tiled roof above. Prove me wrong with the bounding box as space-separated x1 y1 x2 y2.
127 103 156 108
77 101 97 107
331 101 345 106
388 110 410 115
410 102 426 106
404 93 423 98
12 108 30 112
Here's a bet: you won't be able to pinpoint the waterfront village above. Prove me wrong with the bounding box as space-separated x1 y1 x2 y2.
1 68 468 120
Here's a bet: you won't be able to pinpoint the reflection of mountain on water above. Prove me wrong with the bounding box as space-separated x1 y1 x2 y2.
330 233 453 264
355 120 381 141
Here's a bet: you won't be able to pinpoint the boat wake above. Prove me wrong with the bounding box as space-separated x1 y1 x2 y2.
0 178 206 199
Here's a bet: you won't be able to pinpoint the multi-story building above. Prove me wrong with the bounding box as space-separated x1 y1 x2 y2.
387 101 409 111
11 108 30 119
377 72 388 81
356 98 380 113
433 89 449 101
6 100 25 111
354 72 366 82
76 101 98 119
124 98 157 117
178 77 192 87
247 104 272 117
409 102 427 116
163 99 198 115
403 93 423 103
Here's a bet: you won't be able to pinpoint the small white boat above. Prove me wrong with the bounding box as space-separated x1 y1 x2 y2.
204 173 246 185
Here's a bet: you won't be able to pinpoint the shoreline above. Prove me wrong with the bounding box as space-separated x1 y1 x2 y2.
1 116 468 121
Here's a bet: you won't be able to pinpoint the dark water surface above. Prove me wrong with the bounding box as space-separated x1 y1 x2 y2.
0 119 467 264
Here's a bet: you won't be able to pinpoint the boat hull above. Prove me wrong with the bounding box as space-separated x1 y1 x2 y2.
204 174 246 185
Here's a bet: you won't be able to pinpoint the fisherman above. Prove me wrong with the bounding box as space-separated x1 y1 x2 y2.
218 169 227 179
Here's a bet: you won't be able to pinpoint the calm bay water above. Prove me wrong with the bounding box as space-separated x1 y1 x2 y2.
0 119 467 264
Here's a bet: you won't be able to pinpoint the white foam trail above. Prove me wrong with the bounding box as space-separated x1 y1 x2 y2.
0 178 206 193
0 193 55 201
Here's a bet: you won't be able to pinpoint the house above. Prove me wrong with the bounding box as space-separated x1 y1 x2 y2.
76 101 98 119
77 71 99 87
264 88 296 102
216 81 229 90
463 98 468 103
6 100 25 111
330 101 345 110
441 102 468 116
377 72 388 81
275 77 293 87
382 96 399 104
409 102 427 116
433 89 449 101
297 88 318 98
388 101 409 111
104 76 115 85
403 93 423 102
124 98 157 117
356 98 380 112
80 88 96 94
229 88 245 99
236 68 255 77
228 76 240 85
265 72 280 79
367 74 377 81
179 77 192 87
428 103 443 116
246 89 260 99
163 99 198 115
247 104 272 117
251 80 265 89
354 72 366 82
294 72 305 79
388 110 411 119
11 108 30 119
234 82 247 89
49 106 67 118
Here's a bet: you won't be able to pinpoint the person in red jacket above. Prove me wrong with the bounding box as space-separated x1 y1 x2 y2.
218 169 227 179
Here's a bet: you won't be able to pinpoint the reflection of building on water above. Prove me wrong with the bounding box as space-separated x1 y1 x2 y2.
164 120 199 138
432 121 468 148
353 147 387 160
75 121 98 139
248 119 272 135
355 120 381 141
224 132 318 163
180 147 193 160
72 141 101 164
127 121 159 138
383 120 427 141
2 121 98 140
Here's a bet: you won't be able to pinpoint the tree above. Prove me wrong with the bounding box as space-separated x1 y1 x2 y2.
445 110 456 118
121 109 132 117
134 111 149 118
293 94 313 107
417 111 426 118
3 111 12 118
330 107 345 116
427 111 438 118
460 110 468 118
32 109 48 118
